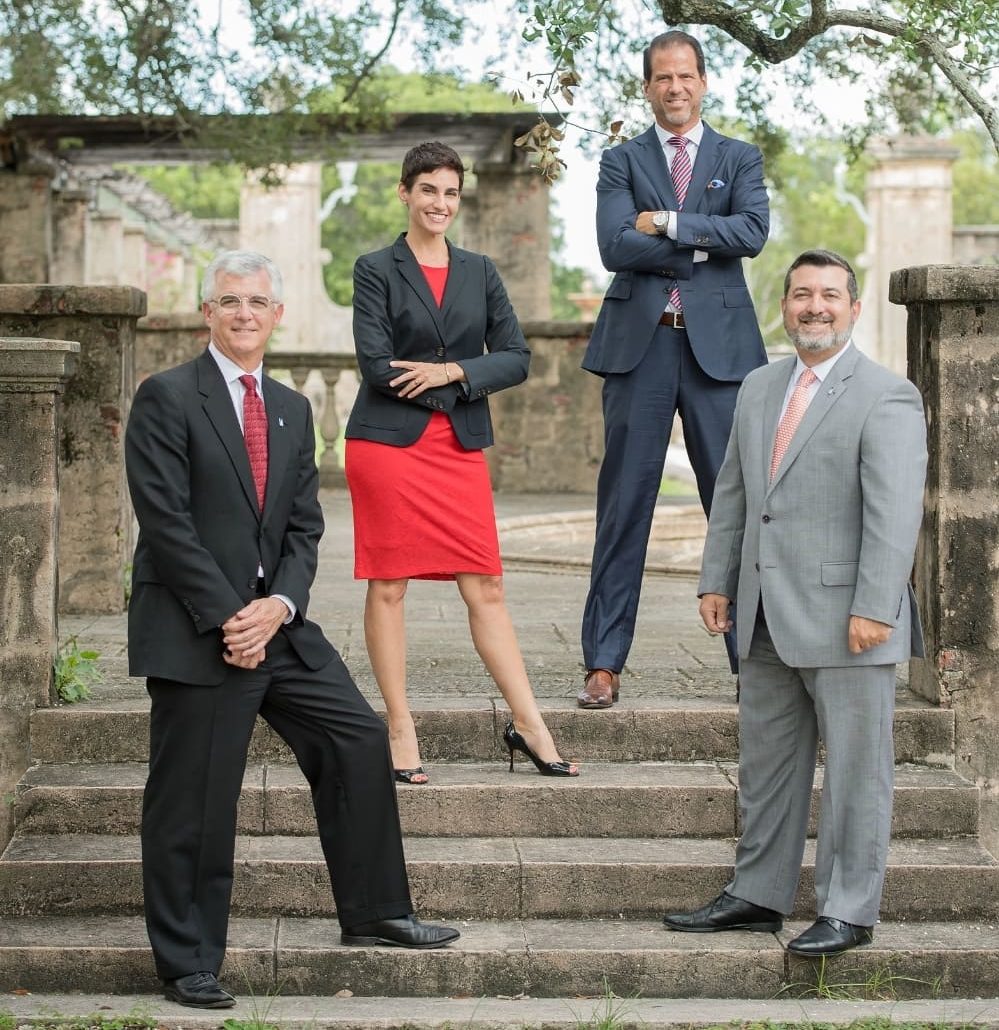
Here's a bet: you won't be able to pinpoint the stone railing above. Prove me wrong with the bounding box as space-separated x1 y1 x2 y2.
263 351 358 489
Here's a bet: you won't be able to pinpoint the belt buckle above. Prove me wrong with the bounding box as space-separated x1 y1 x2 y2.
662 311 684 329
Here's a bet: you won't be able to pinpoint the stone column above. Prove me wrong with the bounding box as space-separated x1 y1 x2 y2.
0 338 79 850
861 137 959 375
462 159 552 322
0 286 147 613
135 312 209 383
51 188 90 284
0 167 53 283
86 212 124 285
239 164 353 352
121 226 148 292
890 264 999 854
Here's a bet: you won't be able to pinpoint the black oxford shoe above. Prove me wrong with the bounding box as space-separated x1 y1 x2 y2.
787 916 874 956
163 971 235 1008
341 914 460 949
663 891 783 933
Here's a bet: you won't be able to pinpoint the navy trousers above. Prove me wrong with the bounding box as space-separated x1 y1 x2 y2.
582 325 740 674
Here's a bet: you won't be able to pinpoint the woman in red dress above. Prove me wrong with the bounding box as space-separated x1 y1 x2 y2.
345 141 577 783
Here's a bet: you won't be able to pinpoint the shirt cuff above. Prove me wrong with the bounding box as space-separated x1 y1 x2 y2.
271 594 296 624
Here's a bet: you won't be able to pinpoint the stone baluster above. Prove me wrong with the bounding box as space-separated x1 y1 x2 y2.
318 366 345 489
0 338 79 850
891 263 999 856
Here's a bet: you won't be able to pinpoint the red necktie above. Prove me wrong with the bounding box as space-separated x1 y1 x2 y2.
239 374 268 509
770 368 818 482
667 136 692 312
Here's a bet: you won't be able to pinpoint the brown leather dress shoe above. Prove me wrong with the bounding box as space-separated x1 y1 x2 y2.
578 668 620 709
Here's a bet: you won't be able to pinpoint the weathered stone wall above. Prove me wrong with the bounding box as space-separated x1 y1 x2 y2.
486 323 602 492
891 264 999 855
136 312 209 384
0 286 146 613
0 168 52 283
0 338 79 850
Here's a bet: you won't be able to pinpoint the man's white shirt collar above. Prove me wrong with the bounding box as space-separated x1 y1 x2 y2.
795 340 852 384
208 340 263 389
655 120 704 150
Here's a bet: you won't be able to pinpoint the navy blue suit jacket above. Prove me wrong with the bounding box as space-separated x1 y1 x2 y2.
346 234 530 451
583 122 769 381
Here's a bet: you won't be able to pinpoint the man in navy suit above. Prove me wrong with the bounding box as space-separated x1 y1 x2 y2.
578 31 770 708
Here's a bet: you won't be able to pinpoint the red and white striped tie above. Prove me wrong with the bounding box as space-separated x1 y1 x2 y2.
667 136 692 311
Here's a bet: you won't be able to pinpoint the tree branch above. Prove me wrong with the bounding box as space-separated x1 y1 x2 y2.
340 0 404 105
657 0 999 152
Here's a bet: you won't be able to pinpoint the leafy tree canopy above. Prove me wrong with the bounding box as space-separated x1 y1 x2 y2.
515 0 999 178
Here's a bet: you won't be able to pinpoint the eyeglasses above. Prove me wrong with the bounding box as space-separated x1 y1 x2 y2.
210 293 276 313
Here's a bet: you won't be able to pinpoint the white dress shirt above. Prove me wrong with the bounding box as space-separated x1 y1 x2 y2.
778 342 853 420
208 341 295 623
654 120 708 263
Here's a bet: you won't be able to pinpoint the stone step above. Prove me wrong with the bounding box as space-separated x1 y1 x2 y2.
2 834 996 922
13 761 979 841
1 915 996 999
8 993 999 1030
29 692 954 766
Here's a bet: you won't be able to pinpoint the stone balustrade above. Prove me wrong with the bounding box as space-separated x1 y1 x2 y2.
0 337 79 850
891 263 999 855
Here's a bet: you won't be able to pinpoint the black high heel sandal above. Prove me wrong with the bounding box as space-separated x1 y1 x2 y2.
503 721 578 777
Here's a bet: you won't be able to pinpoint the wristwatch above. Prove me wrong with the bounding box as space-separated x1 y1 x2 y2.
652 210 670 235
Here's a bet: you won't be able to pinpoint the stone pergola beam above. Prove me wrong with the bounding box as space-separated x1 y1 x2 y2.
891 263 999 855
0 286 146 614
0 337 79 850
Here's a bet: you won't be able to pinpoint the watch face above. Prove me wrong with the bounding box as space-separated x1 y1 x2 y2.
653 212 668 229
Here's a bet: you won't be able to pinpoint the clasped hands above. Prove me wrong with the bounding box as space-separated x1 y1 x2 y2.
699 593 892 655
390 359 462 398
222 596 288 669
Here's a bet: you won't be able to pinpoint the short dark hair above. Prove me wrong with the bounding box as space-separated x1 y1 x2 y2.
643 31 706 82
400 140 465 191
784 249 859 303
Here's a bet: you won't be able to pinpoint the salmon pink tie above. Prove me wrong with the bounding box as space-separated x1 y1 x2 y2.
770 368 818 482
667 136 692 311
239 374 268 509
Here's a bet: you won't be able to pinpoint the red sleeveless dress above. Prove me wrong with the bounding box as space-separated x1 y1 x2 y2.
345 263 502 581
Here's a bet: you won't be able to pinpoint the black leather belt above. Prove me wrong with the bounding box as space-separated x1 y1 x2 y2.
659 311 686 329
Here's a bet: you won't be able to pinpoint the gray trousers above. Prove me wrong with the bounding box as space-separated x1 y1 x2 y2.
728 617 896 926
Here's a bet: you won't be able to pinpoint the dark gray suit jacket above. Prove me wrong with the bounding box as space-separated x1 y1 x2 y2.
125 350 335 685
583 122 769 380
346 234 530 450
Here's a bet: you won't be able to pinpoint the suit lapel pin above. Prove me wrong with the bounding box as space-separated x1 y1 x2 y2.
278 417 285 427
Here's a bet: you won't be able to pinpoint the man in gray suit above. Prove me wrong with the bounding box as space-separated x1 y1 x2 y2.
662 250 927 956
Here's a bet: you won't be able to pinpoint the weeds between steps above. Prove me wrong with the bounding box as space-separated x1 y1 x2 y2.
53 635 103 703
778 956 944 1001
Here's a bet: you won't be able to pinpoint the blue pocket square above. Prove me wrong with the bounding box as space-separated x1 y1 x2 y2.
707 179 726 189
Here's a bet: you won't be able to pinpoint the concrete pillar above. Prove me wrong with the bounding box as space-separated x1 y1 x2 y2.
0 168 52 283
462 160 551 322
861 137 958 375
0 286 147 613
890 264 999 854
239 163 353 352
121 225 148 292
136 312 209 383
51 189 90 283
0 337 79 850
86 212 124 285
145 245 188 314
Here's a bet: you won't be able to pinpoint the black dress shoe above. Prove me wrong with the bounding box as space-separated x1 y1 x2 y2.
787 916 873 956
663 891 783 933
163 971 235 1008
340 914 460 949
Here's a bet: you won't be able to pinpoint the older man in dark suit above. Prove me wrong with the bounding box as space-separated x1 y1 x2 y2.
125 250 458 1010
579 30 770 708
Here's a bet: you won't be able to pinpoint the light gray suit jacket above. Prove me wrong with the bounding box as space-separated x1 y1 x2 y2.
698 345 927 667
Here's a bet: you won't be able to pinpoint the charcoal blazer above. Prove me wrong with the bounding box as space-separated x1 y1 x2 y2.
699 346 927 667
346 234 530 450
583 122 769 380
125 350 335 686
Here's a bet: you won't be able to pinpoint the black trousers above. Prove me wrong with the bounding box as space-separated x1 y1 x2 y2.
141 632 413 980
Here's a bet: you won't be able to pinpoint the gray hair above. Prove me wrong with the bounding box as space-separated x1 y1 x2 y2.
200 250 284 304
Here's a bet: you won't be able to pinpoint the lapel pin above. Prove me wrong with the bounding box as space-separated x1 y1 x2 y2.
278 417 285 427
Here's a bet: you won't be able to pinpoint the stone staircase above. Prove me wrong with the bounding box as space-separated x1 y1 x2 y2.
2 493 998 1012
2 662 998 1002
